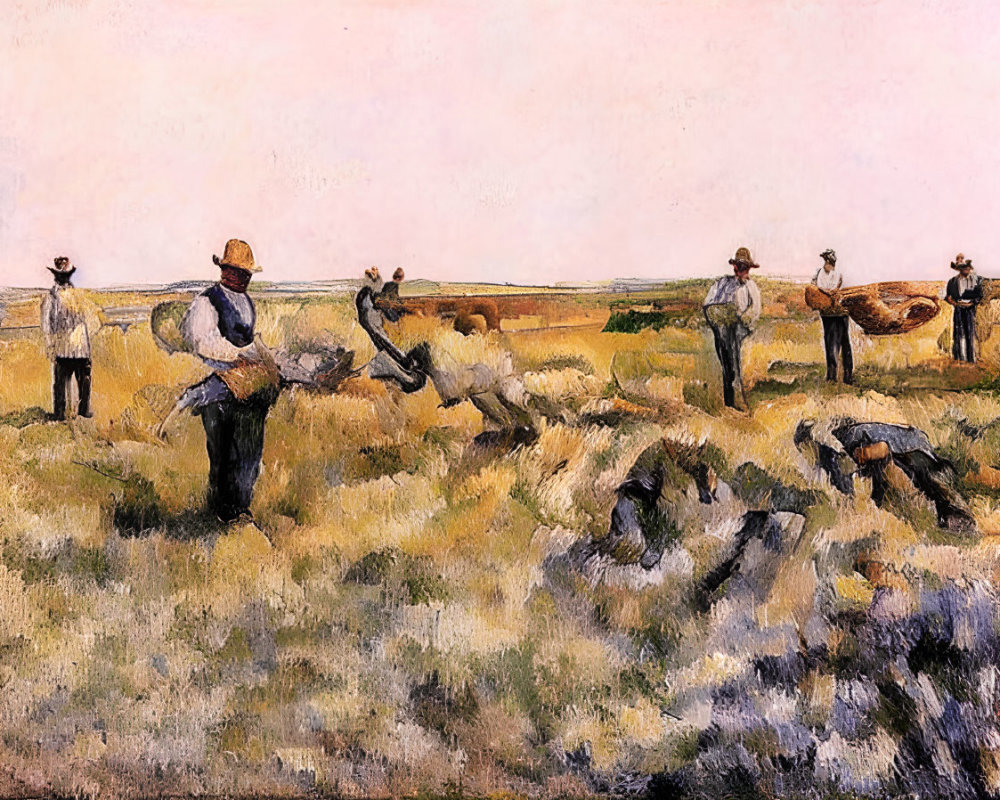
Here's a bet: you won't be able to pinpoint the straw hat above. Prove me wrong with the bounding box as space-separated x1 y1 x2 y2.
729 247 759 270
213 239 261 273
951 253 973 270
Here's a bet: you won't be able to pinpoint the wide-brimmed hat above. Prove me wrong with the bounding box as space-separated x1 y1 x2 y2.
820 249 837 265
729 247 759 270
48 256 76 276
951 253 973 270
213 239 261 273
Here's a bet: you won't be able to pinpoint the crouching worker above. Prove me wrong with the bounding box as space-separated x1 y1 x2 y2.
356 267 426 392
181 239 280 523
794 418 976 533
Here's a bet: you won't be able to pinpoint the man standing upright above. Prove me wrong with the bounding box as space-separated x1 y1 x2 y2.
180 239 279 522
41 256 101 420
944 253 982 363
703 247 762 409
811 249 853 384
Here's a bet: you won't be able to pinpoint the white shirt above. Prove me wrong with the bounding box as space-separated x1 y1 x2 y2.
703 275 761 325
180 285 255 370
41 284 101 360
938 270 978 301
812 266 843 292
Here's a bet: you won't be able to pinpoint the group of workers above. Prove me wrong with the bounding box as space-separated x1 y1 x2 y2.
34 238 986 523
703 247 984 409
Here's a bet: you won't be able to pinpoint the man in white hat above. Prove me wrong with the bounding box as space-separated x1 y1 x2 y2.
180 239 278 522
703 247 762 409
40 256 102 420
943 253 982 363
811 249 853 384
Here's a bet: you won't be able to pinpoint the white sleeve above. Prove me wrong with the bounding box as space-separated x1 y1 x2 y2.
745 282 762 323
703 279 722 306
180 295 245 364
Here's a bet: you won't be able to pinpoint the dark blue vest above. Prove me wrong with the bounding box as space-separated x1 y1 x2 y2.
204 284 255 347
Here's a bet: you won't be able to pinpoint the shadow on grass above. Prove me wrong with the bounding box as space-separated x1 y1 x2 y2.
0 405 51 427
853 361 985 395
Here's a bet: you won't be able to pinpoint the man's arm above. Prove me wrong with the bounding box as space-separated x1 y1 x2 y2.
741 282 762 325
40 292 56 359
968 277 984 305
703 278 724 307
943 277 959 306
82 293 104 342
180 295 252 365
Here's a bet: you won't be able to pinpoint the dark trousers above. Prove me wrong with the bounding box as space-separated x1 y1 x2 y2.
864 451 975 532
710 323 746 408
199 394 275 521
821 315 853 382
52 357 92 419
952 307 976 362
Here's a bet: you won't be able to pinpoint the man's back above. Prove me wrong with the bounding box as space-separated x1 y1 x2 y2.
41 285 97 359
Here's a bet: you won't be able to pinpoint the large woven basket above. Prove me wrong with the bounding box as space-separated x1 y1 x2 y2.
805 281 941 335
151 301 191 353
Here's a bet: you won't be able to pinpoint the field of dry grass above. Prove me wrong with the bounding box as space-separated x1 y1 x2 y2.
1 280 1000 798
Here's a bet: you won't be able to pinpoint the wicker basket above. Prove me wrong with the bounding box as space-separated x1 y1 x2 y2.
150 301 191 353
804 284 847 315
703 303 741 327
806 281 941 335
852 441 891 464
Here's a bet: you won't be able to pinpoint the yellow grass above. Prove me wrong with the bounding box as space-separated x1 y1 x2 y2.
0 283 996 797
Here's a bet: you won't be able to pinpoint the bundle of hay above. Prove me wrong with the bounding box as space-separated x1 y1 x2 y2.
805 281 940 335
703 303 743 327
150 300 355 399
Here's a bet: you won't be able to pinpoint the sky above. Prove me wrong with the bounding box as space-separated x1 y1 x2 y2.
2 0 999 288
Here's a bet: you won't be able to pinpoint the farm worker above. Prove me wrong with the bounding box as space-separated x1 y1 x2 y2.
41 256 102 420
355 266 411 366
794 417 976 533
942 253 982 363
811 249 853 384
376 267 407 322
702 247 761 409
180 239 279 522
355 267 426 391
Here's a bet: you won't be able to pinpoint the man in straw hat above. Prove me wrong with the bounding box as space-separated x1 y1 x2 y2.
703 247 762 409
41 256 102 420
180 239 279 522
943 253 982 363
811 249 853 384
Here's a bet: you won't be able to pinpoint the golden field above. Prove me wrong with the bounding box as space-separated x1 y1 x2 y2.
1 280 1000 799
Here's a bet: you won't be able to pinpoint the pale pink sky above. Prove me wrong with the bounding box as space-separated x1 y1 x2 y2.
2 0 999 288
